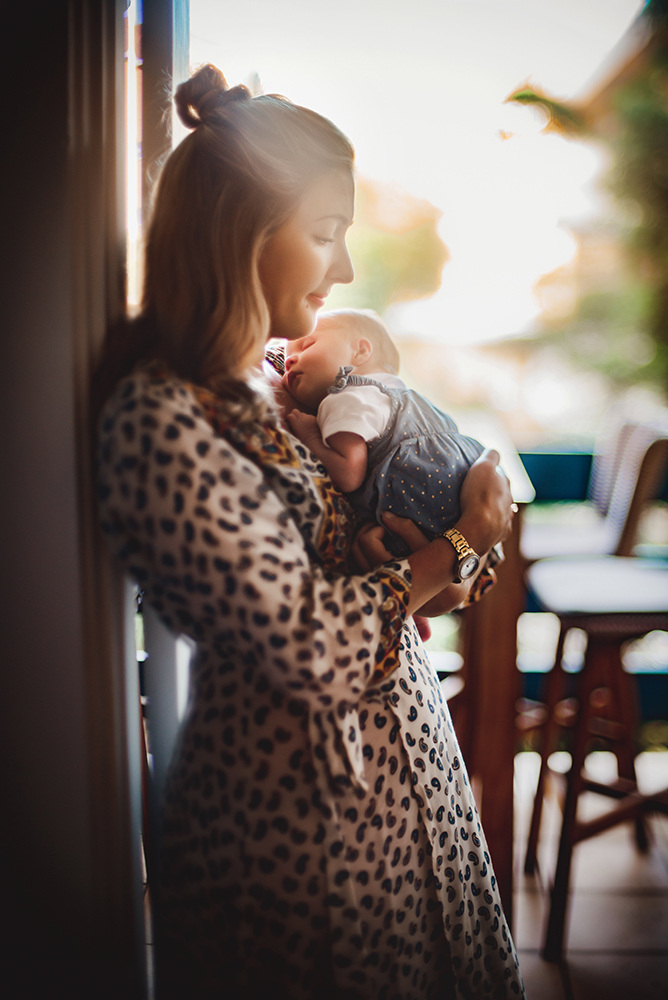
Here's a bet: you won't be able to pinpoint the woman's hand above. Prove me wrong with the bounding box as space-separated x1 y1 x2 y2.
350 513 431 572
392 450 516 617
349 520 393 572
351 450 516 619
458 448 514 555
350 513 473 615
386 504 475 615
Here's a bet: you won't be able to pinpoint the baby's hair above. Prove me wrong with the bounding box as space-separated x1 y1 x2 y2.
319 308 400 374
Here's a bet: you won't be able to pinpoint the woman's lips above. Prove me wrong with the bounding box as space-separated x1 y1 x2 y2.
307 294 325 308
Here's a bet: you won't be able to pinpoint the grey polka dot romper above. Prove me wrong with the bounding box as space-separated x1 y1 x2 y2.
330 370 485 558
96 363 525 999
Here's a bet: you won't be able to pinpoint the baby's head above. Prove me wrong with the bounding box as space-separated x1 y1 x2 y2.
318 309 400 376
283 308 400 411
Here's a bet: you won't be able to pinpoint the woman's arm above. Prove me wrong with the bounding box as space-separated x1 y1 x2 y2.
287 410 368 492
351 515 475 613
97 373 411 711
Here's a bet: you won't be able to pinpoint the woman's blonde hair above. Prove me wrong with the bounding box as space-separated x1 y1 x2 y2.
98 64 354 413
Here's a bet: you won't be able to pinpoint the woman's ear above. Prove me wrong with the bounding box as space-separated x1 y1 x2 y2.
352 337 372 366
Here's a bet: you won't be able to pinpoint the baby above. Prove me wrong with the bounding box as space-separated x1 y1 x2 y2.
284 308 495 562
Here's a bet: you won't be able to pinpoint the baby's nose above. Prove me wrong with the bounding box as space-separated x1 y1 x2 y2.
285 353 297 371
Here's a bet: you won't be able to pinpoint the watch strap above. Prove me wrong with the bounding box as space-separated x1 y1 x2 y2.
443 527 479 583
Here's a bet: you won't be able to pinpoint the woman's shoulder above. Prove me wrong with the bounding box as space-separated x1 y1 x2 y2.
96 361 285 473
98 362 200 433
103 361 193 403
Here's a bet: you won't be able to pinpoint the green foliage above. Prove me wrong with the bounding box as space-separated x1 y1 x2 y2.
538 284 668 390
605 48 668 392
645 0 668 30
506 88 586 135
327 179 448 314
608 60 668 251
508 28 668 397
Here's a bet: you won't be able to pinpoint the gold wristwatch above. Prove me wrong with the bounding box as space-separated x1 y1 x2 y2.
443 527 480 583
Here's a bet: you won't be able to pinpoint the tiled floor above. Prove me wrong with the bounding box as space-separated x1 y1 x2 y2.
513 749 668 1000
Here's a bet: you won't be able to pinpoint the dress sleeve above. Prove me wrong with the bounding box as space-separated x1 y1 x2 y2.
96 375 411 715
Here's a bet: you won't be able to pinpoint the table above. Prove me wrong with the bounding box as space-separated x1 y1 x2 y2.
451 415 535 930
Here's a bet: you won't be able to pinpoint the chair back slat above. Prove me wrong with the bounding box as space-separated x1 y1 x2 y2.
588 418 640 516
604 419 668 556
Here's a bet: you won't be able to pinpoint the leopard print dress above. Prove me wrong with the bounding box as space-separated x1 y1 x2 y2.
96 363 525 1000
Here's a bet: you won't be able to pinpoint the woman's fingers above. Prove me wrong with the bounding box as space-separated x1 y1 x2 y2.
350 521 393 571
352 513 431 571
463 451 512 502
478 447 500 466
413 615 432 641
381 511 431 552
459 448 515 550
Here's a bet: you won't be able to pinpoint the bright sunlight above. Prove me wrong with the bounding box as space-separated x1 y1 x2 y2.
190 0 644 345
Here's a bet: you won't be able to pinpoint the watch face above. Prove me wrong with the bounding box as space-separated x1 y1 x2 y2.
460 555 480 579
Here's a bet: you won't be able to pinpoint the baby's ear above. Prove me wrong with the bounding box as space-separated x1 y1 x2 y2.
352 337 373 365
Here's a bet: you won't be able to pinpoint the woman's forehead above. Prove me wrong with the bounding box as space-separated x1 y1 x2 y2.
298 170 354 223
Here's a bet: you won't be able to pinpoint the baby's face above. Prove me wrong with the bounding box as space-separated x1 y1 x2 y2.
283 322 352 411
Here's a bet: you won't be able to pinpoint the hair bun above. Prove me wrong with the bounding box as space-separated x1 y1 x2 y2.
175 64 250 129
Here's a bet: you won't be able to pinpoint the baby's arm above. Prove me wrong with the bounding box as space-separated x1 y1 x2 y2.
287 410 368 492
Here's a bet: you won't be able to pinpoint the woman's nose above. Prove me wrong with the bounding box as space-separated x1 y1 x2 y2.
331 243 354 285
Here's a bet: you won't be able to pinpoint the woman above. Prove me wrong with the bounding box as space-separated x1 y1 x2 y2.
96 64 525 999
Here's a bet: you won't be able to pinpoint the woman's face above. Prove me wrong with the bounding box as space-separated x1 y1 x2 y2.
258 169 355 342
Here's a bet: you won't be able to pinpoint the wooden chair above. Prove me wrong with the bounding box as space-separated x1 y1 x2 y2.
520 415 668 563
523 555 668 961
517 419 668 765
